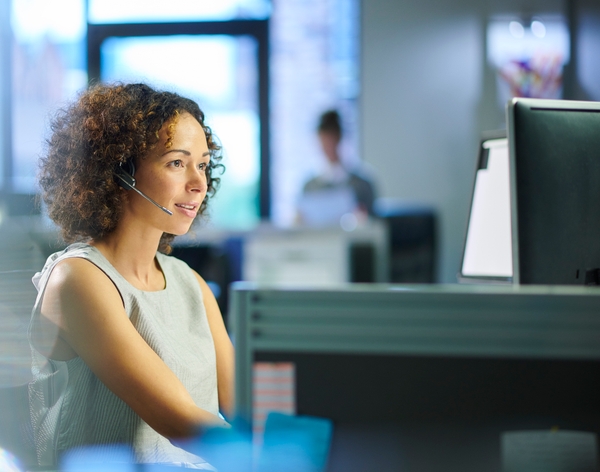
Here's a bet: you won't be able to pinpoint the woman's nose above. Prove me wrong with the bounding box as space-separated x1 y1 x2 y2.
187 167 207 193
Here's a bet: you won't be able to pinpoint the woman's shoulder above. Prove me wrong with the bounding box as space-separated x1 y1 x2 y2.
45 249 120 299
34 242 126 318
42 242 93 264
34 243 99 289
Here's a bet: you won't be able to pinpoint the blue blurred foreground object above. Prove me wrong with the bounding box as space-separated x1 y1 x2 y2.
58 415 331 471
0 447 23 472
183 424 253 472
61 444 136 472
257 412 333 472
186 414 332 472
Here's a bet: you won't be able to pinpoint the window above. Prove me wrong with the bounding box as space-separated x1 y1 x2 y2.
4 0 361 228
270 0 360 227
8 0 87 193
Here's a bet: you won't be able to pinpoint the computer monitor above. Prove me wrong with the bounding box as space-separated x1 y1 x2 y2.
458 132 512 283
507 98 600 285
232 283 600 472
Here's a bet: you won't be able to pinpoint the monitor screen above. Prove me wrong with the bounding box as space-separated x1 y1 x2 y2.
507 98 600 285
460 136 512 281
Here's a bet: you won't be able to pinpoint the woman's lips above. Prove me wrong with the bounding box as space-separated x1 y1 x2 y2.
174 203 199 218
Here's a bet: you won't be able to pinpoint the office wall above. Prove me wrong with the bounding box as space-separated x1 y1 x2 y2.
361 0 565 282
576 0 600 101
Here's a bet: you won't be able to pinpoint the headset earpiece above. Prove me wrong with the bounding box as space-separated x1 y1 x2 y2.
113 158 173 215
115 160 136 190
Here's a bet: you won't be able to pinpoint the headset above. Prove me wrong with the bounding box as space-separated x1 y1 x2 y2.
115 160 173 215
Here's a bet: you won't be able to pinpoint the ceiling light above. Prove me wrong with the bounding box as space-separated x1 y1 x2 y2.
531 20 546 38
509 21 525 38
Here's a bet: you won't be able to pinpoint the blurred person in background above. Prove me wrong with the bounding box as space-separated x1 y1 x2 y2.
297 109 376 226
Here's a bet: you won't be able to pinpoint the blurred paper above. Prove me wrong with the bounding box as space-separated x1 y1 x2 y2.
253 362 296 445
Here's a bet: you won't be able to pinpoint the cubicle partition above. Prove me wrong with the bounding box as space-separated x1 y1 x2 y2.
231 283 600 472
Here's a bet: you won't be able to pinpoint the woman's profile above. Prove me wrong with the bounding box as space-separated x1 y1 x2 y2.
28 83 234 469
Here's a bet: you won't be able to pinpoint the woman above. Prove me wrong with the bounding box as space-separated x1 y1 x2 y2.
28 83 234 469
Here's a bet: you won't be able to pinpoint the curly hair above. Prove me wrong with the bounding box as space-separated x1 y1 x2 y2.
38 83 224 252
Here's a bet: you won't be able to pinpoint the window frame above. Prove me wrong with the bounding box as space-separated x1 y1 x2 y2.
0 0 12 193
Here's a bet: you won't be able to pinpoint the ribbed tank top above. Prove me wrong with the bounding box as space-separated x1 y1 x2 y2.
28 243 219 468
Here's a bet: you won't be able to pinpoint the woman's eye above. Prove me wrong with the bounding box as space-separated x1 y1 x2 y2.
170 160 183 168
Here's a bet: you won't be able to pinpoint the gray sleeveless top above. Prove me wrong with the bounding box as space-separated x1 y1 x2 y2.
28 243 219 468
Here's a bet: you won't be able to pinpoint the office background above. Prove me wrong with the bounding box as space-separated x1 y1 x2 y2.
2 2 600 469
362 0 599 283
0 0 599 283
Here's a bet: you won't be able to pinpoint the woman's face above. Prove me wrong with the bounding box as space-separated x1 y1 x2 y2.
124 112 211 236
318 130 341 163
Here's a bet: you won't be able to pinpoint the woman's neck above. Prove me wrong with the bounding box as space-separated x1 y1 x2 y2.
91 224 166 291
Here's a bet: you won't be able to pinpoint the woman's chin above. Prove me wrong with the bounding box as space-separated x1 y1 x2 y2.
164 213 204 237
171 227 193 237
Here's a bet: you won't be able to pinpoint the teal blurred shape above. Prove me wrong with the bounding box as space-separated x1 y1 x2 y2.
257 412 334 472
184 425 253 472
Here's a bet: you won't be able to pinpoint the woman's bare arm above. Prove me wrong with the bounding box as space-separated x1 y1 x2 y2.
39 257 228 439
194 271 235 419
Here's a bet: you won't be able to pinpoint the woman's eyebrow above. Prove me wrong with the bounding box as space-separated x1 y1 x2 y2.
161 149 191 156
161 150 210 157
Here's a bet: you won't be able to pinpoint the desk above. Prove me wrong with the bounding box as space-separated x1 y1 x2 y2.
231 283 600 472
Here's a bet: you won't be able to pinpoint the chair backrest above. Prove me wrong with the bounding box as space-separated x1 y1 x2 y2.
0 270 38 386
0 269 38 467
0 217 45 273
0 383 37 467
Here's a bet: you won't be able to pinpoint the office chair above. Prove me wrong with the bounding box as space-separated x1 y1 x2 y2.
0 269 38 468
